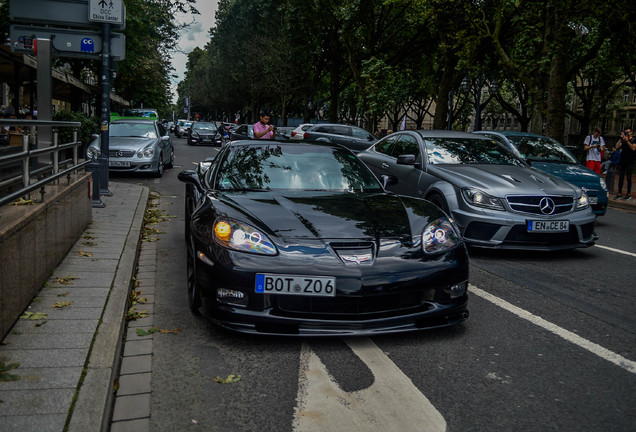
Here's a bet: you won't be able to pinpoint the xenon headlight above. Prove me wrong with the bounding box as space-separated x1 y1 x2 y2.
213 218 277 255
576 192 590 210
462 188 504 210
422 217 461 254
137 147 155 158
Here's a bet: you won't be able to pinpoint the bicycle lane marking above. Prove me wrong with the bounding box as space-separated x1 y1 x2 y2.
293 337 446 432
469 284 636 374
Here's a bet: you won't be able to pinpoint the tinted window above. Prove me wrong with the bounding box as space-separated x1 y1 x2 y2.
391 135 420 158
214 144 381 192
351 127 372 140
375 135 398 155
315 126 330 133
424 138 523 166
507 136 578 163
329 126 350 136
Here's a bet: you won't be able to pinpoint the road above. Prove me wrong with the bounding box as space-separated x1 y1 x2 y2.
113 136 636 432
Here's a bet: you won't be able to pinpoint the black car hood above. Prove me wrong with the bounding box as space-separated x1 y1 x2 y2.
215 192 421 240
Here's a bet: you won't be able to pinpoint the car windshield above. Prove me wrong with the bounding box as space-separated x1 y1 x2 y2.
425 138 524 166
193 123 218 132
110 123 157 138
506 135 579 164
214 144 382 192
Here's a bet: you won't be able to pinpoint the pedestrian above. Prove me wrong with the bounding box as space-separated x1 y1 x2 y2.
253 110 275 139
603 146 621 195
583 127 605 174
614 127 636 200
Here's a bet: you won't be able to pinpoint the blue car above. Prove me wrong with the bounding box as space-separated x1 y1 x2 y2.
475 131 608 216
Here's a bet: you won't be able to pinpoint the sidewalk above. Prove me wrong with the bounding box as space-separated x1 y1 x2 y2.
0 182 149 432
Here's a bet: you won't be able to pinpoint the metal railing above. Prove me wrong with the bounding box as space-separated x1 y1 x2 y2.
0 119 89 208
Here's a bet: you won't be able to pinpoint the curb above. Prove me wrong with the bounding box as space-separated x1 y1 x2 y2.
67 186 150 432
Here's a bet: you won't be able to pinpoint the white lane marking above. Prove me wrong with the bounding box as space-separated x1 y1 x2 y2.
293 337 446 432
469 284 636 374
595 244 636 258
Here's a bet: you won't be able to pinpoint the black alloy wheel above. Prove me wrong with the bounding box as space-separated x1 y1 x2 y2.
155 153 164 177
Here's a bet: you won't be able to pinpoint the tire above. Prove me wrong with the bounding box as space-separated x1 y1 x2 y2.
184 189 192 241
165 149 174 169
186 236 202 315
428 192 450 215
155 153 164 177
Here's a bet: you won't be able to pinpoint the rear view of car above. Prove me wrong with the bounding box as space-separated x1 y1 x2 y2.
302 123 377 153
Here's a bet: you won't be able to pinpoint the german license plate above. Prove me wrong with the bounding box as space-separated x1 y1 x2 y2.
527 220 569 232
109 161 130 167
255 273 336 297
588 196 598 204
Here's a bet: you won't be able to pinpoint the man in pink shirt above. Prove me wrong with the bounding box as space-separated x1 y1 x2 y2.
253 111 276 139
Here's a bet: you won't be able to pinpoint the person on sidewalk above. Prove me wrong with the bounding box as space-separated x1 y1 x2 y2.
583 127 606 174
614 127 636 200
603 146 621 195
253 111 276 139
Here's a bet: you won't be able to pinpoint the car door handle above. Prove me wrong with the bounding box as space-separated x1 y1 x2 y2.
381 162 389 169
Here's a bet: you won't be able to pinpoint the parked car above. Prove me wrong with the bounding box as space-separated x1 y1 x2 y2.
177 140 469 335
290 123 313 140
87 119 174 177
230 124 253 140
302 123 377 153
187 121 222 146
357 130 597 250
474 131 608 216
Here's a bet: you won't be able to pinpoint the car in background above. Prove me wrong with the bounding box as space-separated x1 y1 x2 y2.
474 131 608 216
129 108 159 120
302 123 377 153
177 140 469 335
87 119 174 177
290 123 313 140
230 124 253 140
187 121 222 146
275 126 295 140
357 130 596 251
175 120 193 138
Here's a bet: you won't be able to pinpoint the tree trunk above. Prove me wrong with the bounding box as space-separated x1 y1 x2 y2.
545 52 569 141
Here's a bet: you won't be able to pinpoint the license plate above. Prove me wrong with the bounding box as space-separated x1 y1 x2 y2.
588 196 598 204
527 220 570 232
109 161 130 167
255 273 336 297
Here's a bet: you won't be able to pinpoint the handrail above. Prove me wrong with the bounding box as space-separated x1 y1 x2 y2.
0 118 86 208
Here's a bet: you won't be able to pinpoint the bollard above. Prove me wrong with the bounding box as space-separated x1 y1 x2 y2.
88 158 105 208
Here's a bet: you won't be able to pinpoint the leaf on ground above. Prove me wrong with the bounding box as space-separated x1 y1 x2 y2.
20 312 47 320
136 327 159 337
78 251 93 257
10 198 35 206
51 301 72 308
82 241 97 247
57 292 70 297
32 297 42 302
0 362 20 381
213 374 242 384
55 276 77 285
158 328 180 335
82 234 96 240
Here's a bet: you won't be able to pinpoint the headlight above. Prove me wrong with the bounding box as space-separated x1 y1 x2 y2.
213 218 277 255
86 146 100 159
422 217 461 254
137 148 155 158
462 188 504 210
576 193 589 210
599 178 607 191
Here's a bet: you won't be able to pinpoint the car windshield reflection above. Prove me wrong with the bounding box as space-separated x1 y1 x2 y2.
110 123 157 138
507 136 579 164
425 138 524 166
214 144 382 192
194 123 218 132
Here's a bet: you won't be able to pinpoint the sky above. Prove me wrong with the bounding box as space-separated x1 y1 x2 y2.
170 1 219 103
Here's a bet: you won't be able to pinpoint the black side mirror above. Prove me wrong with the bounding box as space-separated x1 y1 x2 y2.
396 154 416 165
178 170 204 193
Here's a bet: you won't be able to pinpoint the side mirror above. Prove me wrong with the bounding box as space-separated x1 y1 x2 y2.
161 135 170 141
178 170 204 193
396 154 416 165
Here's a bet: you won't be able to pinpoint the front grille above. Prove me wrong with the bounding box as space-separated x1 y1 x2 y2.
275 290 433 319
506 195 574 215
505 225 579 245
109 150 135 158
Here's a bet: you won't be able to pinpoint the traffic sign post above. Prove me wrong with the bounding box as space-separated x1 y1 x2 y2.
97 22 112 196
88 0 124 24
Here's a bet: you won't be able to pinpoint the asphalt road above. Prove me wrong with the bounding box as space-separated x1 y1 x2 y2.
113 136 636 432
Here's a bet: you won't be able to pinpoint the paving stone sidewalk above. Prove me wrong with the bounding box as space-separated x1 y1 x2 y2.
0 182 149 432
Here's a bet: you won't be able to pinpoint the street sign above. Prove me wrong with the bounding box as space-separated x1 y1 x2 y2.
88 0 124 24
10 24 126 60
10 0 126 31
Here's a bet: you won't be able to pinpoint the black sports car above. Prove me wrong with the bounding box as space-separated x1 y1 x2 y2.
178 140 469 336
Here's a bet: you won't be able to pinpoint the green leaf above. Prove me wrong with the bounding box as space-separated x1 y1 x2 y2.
213 374 242 384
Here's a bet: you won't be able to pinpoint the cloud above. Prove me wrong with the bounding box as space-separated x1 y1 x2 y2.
170 1 219 103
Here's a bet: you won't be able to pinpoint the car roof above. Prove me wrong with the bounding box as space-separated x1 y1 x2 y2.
111 119 156 124
226 139 343 150
408 130 493 140
477 130 548 139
